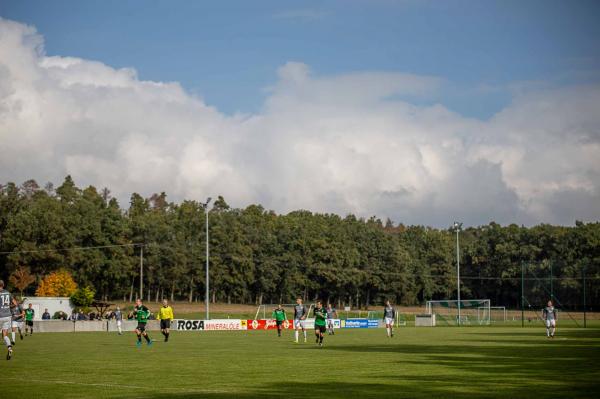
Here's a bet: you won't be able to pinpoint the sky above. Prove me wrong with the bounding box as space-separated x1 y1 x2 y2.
0 0 599 227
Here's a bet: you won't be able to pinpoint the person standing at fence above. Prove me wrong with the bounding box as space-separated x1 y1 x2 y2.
132 299 153 347
383 300 395 338
114 306 123 335
157 299 174 342
272 304 287 337
24 303 35 336
326 303 338 335
10 298 24 344
0 280 14 360
293 298 307 343
542 300 557 338
313 301 327 347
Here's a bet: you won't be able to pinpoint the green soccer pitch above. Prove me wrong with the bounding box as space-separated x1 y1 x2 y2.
3 326 599 398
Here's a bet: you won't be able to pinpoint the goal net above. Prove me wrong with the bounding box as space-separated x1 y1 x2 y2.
254 303 314 320
367 311 406 327
481 306 507 323
426 299 491 326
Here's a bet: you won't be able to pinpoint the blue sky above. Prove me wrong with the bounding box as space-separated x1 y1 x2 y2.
2 0 599 119
1 1 599 225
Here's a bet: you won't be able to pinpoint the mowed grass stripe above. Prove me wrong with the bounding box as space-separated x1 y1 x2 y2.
2 327 599 398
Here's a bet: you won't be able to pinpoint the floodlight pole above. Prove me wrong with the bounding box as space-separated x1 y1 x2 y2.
203 197 212 320
454 222 462 326
139 245 144 300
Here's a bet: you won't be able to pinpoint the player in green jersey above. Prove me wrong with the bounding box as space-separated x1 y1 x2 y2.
313 300 327 347
131 299 153 347
272 305 287 337
24 303 34 335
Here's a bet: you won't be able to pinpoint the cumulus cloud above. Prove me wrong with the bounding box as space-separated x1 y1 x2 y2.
0 18 598 226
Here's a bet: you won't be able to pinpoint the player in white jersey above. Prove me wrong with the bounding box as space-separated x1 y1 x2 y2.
542 300 557 338
10 297 25 344
383 300 395 338
113 306 123 335
326 303 338 335
293 297 307 343
0 280 14 360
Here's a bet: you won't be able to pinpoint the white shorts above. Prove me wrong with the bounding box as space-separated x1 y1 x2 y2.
545 320 556 328
0 317 11 331
384 317 394 325
11 321 23 329
117 320 122 327
327 319 334 327
294 319 306 329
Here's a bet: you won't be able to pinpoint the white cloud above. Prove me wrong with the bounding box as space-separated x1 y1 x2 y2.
0 18 598 226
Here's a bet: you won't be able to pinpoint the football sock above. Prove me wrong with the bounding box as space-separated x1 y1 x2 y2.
3 336 11 347
319 335 323 344
295 331 299 341
137 334 142 343
11 332 15 342
144 334 151 343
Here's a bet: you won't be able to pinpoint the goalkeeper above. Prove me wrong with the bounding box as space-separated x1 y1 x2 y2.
272 305 287 337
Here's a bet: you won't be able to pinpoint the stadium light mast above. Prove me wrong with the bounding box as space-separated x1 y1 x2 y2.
203 197 212 320
453 221 463 326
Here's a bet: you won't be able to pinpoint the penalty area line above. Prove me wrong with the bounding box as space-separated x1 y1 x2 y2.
4 377 232 394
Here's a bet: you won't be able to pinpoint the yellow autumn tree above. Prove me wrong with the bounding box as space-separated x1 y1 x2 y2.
36 269 78 297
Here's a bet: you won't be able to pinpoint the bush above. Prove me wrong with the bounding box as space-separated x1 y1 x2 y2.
70 286 95 312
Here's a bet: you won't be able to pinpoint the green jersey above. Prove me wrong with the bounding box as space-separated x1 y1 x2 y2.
272 308 286 321
314 307 327 327
25 308 35 321
134 305 151 323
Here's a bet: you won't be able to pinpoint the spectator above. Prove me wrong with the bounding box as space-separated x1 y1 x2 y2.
54 311 67 320
42 308 51 320
69 310 79 322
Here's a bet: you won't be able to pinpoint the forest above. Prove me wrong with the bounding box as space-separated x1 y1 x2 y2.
1 176 598 310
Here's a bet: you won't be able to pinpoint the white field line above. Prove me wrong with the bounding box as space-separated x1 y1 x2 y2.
4 377 232 394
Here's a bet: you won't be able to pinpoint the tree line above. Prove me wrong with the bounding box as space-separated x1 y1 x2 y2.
1 177 598 309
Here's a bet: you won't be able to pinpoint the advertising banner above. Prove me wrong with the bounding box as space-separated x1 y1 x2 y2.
173 319 204 331
342 319 379 328
247 319 295 330
203 319 246 331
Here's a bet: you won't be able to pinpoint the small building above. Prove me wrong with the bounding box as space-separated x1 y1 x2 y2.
22 297 74 320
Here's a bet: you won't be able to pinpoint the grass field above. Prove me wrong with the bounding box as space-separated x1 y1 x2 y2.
3 326 599 398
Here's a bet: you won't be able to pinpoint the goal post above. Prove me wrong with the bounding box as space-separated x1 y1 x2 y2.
426 299 491 326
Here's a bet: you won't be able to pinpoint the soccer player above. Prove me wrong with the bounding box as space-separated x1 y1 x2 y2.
272 304 287 337
326 303 338 335
0 280 14 360
132 299 153 347
542 300 557 338
383 300 395 338
24 303 35 335
293 297 307 343
10 298 24 344
157 299 174 342
113 306 123 335
313 301 327 347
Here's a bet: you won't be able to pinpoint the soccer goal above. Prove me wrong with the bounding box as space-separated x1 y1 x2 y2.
367 311 406 327
480 306 507 323
254 303 314 320
426 299 491 326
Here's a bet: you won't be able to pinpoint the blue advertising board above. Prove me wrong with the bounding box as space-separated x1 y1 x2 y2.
343 319 379 328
